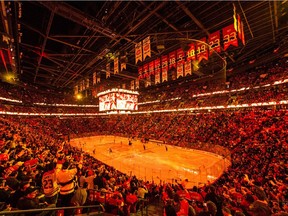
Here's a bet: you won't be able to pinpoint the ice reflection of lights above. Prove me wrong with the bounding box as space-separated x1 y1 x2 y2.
183 167 199 175
207 175 216 180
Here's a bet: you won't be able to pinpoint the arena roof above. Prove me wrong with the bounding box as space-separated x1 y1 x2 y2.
0 1 287 91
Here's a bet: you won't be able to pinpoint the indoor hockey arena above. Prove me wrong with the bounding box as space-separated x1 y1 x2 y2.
0 1 287 216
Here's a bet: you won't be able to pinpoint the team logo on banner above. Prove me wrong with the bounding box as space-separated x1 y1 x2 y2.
135 42 142 64
149 61 155 76
196 37 209 63
138 66 143 79
223 24 238 50
154 58 161 84
209 31 221 55
106 63 110 78
169 51 176 69
114 57 119 74
187 43 196 61
143 64 149 78
184 61 192 76
143 36 151 60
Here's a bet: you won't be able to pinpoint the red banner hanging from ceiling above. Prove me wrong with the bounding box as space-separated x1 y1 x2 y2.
176 48 184 78
135 41 143 64
222 24 238 50
186 43 196 61
138 66 143 79
154 58 161 84
143 63 149 78
169 51 176 69
161 55 168 82
208 31 221 55
196 37 209 63
149 61 155 75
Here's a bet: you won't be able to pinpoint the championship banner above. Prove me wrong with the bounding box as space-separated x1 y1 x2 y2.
176 48 184 78
143 36 151 60
155 71 160 84
92 88 97 98
135 79 139 89
106 63 110 78
122 83 126 89
74 85 78 95
209 31 221 55
149 61 155 75
169 51 176 69
161 55 168 82
120 62 126 71
138 66 143 79
184 60 192 76
162 67 168 82
223 24 238 50
177 64 183 78
130 80 135 90
135 41 142 64
93 72 97 85
82 80 85 90
145 75 151 87
79 82 82 92
97 73 101 83
86 77 89 88
196 37 209 63
143 63 149 78
187 43 196 61
154 58 161 84
114 57 119 74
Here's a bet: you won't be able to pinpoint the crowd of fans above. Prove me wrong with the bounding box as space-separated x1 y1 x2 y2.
0 58 287 216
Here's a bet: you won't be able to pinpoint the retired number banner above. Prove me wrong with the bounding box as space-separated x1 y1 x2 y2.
208 31 221 55
223 24 238 50
187 43 196 61
169 51 176 69
196 37 209 63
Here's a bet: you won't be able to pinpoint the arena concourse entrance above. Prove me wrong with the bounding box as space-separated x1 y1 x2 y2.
71 135 231 188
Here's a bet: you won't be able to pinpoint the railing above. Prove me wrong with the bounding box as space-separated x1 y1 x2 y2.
0 205 104 216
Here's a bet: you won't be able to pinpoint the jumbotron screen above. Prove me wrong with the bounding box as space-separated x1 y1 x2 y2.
97 89 139 112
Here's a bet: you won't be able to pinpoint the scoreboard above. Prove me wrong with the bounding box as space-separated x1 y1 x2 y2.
97 89 139 112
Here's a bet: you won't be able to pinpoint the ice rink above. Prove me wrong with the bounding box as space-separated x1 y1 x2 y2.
71 135 230 188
